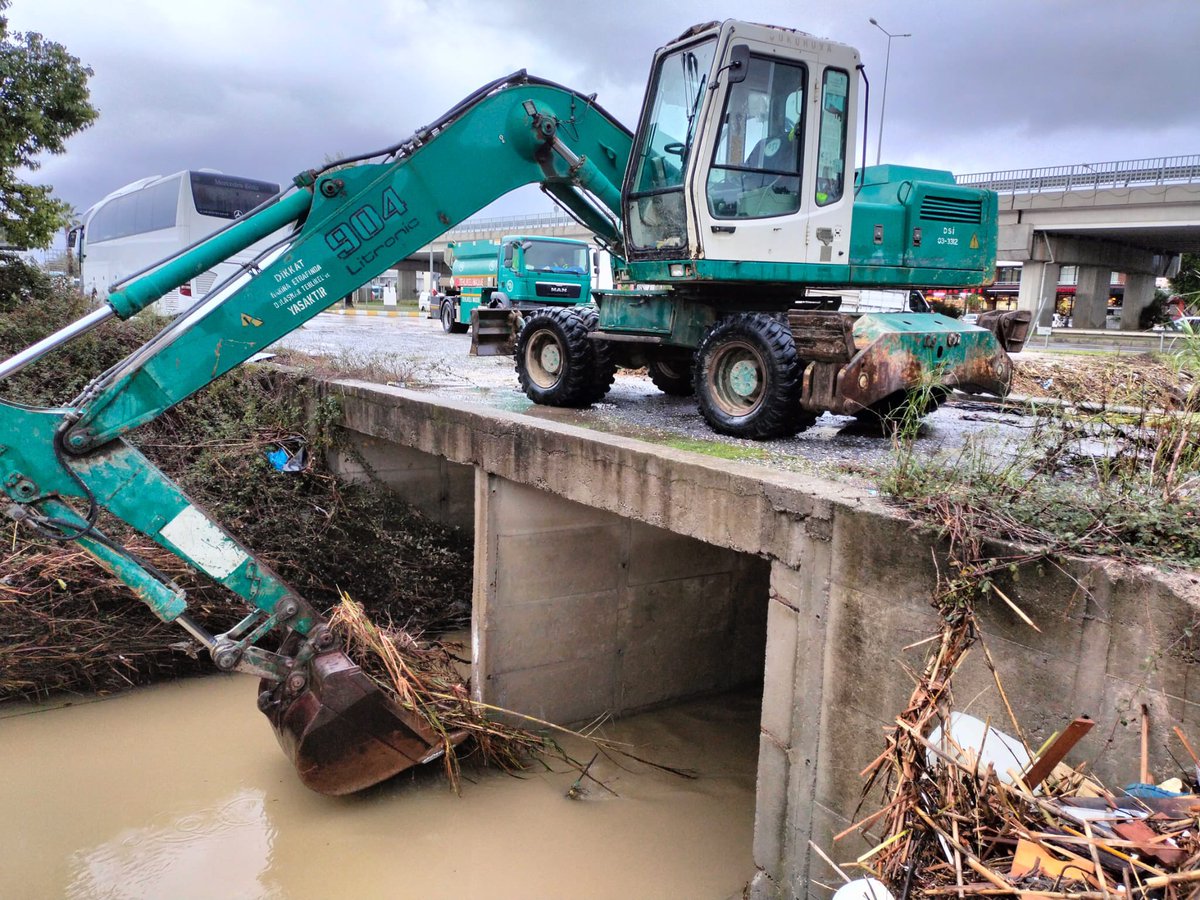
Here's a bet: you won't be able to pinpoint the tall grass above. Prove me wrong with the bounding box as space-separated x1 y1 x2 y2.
877 336 1200 567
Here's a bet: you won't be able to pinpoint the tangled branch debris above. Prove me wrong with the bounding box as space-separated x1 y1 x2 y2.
838 451 1200 897
328 594 686 792
328 595 543 788
880 341 1200 569
1 540 240 698
842 605 1200 896
1012 353 1195 412
1 269 472 701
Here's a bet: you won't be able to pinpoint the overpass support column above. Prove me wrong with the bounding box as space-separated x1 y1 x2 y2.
1016 261 1061 326
396 269 416 300
1120 272 1156 331
1074 266 1112 330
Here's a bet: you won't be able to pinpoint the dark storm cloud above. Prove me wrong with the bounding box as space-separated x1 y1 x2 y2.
9 0 1200 226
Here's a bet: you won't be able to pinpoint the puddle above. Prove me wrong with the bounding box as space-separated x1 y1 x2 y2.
0 677 758 899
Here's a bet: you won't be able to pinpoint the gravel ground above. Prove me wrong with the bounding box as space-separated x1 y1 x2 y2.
273 313 1037 480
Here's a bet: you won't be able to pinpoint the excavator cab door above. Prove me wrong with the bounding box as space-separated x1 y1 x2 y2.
622 34 718 258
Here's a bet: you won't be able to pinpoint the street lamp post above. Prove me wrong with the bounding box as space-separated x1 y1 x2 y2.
868 17 911 166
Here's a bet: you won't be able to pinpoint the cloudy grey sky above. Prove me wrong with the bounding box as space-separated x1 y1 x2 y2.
11 0 1200 240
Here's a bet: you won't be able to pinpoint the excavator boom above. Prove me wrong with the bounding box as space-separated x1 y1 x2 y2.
0 73 631 794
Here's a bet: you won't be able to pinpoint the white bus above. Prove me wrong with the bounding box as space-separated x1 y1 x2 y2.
69 170 281 315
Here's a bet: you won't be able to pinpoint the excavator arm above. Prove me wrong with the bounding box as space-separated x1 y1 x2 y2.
0 73 632 794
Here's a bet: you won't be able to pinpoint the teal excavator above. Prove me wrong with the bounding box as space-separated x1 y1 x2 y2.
0 20 1027 795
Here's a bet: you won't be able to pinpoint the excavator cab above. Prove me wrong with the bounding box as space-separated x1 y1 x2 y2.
622 21 859 271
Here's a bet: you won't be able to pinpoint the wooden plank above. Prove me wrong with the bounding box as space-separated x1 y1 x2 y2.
1023 716 1094 790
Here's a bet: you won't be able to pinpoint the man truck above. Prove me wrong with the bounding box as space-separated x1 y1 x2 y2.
435 234 595 354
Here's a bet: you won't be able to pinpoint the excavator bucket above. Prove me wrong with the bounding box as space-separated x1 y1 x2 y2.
259 646 465 795
470 308 522 356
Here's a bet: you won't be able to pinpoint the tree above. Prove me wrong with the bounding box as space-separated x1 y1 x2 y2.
1170 252 1200 310
0 0 97 249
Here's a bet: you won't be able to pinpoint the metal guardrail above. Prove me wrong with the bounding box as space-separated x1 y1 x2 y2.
443 211 578 236
17 248 69 269
1035 327 1197 354
956 154 1200 194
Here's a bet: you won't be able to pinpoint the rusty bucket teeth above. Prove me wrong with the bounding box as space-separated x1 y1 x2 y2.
259 647 466 796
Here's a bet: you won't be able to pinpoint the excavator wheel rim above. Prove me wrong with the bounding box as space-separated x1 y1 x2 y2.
525 327 566 389
706 339 765 416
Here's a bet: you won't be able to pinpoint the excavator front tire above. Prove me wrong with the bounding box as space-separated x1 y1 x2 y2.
694 312 814 439
515 307 615 407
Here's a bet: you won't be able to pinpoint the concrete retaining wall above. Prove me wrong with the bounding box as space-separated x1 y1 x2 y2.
327 431 473 529
316 377 1200 895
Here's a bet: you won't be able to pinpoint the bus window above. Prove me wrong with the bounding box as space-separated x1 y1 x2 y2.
77 169 281 313
88 176 179 243
190 172 278 220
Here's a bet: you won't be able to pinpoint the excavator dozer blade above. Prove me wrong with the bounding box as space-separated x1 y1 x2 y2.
470 308 522 356
259 647 465 796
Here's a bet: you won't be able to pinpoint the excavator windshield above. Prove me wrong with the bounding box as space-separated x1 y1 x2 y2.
626 38 716 252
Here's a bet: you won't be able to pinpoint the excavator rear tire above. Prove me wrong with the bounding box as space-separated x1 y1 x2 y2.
647 357 695 396
694 312 813 439
515 307 615 407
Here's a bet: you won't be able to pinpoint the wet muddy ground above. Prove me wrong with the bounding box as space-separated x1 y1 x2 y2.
276 314 1038 478
0 676 759 899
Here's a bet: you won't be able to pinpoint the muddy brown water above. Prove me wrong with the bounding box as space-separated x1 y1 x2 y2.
1 676 759 899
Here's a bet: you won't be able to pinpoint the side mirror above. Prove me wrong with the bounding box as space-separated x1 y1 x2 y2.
503 243 515 267
726 45 750 85
67 227 78 250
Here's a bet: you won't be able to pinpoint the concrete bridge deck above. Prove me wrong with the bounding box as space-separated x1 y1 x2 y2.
313 376 1200 897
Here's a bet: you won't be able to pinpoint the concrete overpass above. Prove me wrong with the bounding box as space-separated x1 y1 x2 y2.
421 211 591 254
958 155 1200 329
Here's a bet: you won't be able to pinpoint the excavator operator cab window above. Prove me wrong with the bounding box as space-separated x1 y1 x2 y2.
625 38 717 253
706 54 807 220
815 68 850 207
